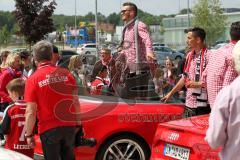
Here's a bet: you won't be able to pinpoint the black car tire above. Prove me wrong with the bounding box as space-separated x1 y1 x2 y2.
85 51 91 54
96 134 150 160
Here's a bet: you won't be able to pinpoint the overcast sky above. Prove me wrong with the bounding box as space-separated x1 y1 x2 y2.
0 0 240 16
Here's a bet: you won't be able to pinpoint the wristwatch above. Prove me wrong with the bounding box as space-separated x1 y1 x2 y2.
25 133 34 138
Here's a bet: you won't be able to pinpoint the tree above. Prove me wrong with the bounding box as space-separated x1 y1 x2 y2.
0 25 11 46
13 0 57 46
192 0 226 46
107 13 120 26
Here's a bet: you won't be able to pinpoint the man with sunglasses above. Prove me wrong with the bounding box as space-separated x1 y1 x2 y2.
116 2 157 99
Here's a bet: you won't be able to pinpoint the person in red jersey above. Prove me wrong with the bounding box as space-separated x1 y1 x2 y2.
90 66 108 95
0 53 22 112
0 78 34 158
24 40 81 160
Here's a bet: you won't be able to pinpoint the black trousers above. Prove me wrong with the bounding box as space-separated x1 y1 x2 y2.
40 126 76 160
183 105 211 118
0 102 9 112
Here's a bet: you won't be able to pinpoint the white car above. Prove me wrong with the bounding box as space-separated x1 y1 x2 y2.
0 147 32 160
77 43 97 55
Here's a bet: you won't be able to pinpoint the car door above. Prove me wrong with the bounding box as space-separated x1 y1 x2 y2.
162 47 174 59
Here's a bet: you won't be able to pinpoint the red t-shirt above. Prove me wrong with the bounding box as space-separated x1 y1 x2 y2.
90 77 107 95
4 101 34 158
0 68 21 103
24 62 78 134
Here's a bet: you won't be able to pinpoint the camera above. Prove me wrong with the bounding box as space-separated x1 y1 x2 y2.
75 126 97 147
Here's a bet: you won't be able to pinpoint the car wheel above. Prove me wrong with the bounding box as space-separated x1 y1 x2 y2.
96 134 150 160
85 51 91 54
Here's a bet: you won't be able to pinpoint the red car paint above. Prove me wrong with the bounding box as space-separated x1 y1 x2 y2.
151 115 221 160
33 95 184 159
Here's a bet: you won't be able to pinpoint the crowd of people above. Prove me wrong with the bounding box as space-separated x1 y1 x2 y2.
0 1 239 160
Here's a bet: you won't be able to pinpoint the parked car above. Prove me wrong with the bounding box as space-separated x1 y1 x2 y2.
152 43 168 47
34 95 185 160
58 50 78 68
0 147 32 160
11 48 28 53
211 43 228 51
77 43 97 55
153 46 184 66
59 50 97 73
151 114 220 160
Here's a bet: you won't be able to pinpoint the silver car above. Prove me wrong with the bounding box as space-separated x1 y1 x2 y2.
153 46 184 66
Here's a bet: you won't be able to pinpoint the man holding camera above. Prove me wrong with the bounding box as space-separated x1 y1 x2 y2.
161 27 210 117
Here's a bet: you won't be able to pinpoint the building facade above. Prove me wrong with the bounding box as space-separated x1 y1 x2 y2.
162 10 240 49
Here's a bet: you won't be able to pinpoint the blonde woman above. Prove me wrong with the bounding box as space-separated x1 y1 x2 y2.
68 55 88 95
0 53 22 111
0 51 10 72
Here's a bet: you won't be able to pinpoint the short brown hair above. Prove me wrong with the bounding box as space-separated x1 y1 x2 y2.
6 78 25 96
100 48 111 55
123 2 138 15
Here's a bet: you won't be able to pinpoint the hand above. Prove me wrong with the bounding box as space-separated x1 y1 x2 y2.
146 52 156 61
161 93 172 103
26 136 36 148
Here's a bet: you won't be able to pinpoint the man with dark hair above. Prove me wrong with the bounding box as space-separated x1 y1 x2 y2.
162 27 210 118
205 21 240 108
24 40 80 160
18 50 31 78
51 45 60 66
116 2 156 99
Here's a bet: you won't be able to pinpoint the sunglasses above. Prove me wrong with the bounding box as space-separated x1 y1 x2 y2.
121 9 132 14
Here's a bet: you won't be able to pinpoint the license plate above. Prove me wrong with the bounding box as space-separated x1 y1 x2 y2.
164 143 190 160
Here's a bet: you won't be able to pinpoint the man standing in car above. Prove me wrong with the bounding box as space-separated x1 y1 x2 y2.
116 2 156 98
24 40 80 160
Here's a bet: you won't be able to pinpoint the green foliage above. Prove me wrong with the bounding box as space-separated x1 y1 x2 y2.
0 11 15 31
192 0 227 46
0 25 11 45
13 0 57 45
0 9 170 36
107 13 121 26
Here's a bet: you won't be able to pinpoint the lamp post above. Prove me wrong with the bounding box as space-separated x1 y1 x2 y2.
75 0 77 51
95 0 98 51
187 0 190 28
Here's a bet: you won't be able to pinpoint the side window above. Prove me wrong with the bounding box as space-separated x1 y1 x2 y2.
163 47 171 52
86 45 96 48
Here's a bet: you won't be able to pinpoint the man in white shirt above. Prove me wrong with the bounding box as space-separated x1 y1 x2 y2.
205 40 240 160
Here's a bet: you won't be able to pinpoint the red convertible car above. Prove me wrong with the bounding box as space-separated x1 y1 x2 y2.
151 114 220 160
34 95 185 160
